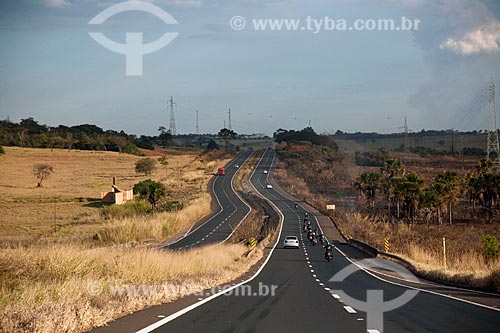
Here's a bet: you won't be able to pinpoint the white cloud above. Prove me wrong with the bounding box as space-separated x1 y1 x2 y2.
42 0 71 7
440 22 500 55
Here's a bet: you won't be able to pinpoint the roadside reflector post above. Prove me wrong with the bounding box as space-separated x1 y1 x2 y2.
443 237 447 270
249 237 257 249
384 238 390 253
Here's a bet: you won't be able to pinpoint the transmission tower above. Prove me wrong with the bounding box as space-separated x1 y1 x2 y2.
195 109 199 135
487 79 500 167
228 108 232 130
168 96 176 136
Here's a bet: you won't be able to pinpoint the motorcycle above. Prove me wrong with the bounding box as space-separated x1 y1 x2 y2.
312 238 317 246
325 251 333 262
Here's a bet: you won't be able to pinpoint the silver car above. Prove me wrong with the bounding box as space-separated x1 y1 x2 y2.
283 236 299 249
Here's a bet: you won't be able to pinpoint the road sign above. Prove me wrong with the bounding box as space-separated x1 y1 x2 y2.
326 204 336 210
384 238 390 252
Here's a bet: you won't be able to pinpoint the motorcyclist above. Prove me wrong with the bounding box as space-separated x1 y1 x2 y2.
324 242 333 259
295 203 298 209
318 233 325 244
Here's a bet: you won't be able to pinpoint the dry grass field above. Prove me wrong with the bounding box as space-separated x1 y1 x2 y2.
273 141 500 292
0 243 262 333
0 146 229 246
0 146 269 333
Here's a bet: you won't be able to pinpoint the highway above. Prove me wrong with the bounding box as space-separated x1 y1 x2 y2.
95 149 500 333
164 149 253 250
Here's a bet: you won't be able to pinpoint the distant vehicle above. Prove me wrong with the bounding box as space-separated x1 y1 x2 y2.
263 170 268 174
235 164 239 168
266 184 273 189
284 236 299 249
217 167 225 176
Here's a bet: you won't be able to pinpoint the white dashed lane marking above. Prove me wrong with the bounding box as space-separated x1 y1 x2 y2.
344 306 357 314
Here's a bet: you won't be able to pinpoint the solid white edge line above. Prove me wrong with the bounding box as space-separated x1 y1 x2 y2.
272 164 500 314
136 150 285 333
333 246 500 313
164 152 248 246
218 150 259 244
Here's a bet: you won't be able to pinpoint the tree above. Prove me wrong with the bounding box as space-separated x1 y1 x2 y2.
434 171 459 225
420 187 443 225
381 158 404 216
355 172 381 210
158 156 169 177
206 139 219 150
133 179 166 212
135 158 157 176
158 126 172 147
33 164 54 187
218 128 237 149
399 173 424 223
464 159 500 223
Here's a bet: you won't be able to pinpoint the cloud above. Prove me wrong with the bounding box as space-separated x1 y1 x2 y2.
439 22 500 55
42 0 71 7
404 0 500 130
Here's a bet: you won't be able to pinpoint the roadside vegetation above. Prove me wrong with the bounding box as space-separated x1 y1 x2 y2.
231 152 279 245
273 128 500 292
0 144 276 332
0 243 261 333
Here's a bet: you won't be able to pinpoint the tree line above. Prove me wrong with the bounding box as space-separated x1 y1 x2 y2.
355 158 500 224
0 118 173 155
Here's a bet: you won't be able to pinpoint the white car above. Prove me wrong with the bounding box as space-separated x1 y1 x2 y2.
263 170 268 174
284 236 299 249
266 184 273 189
235 165 239 168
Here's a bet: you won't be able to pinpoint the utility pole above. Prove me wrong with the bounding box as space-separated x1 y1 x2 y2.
196 109 199 135
403 117 410 162
487 79 499 168
168 96 176 136
228 108 232 131
461 134 465 170
451 128 455 157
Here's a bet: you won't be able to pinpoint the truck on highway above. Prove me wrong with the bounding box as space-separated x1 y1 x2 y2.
217 167 225 176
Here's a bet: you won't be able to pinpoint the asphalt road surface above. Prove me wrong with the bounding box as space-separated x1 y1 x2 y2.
165 149 253 250
96 149 500 333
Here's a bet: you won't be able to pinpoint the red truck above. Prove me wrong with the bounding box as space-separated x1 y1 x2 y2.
217 167 225 176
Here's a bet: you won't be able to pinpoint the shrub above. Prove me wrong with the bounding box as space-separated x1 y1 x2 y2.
135 158 157 175
101 200 152 219
0 145 4 154
482 234 500 258
133 179 166 212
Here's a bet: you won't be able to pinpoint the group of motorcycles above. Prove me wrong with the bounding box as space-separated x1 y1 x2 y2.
301 212 333 262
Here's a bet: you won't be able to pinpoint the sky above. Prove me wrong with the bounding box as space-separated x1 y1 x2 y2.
0 0 499 136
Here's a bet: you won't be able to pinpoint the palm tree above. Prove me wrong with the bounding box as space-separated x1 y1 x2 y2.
381 158 404 216
355 172 381 210
420 187 443 225
434 171 459 225
399 173 424 224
